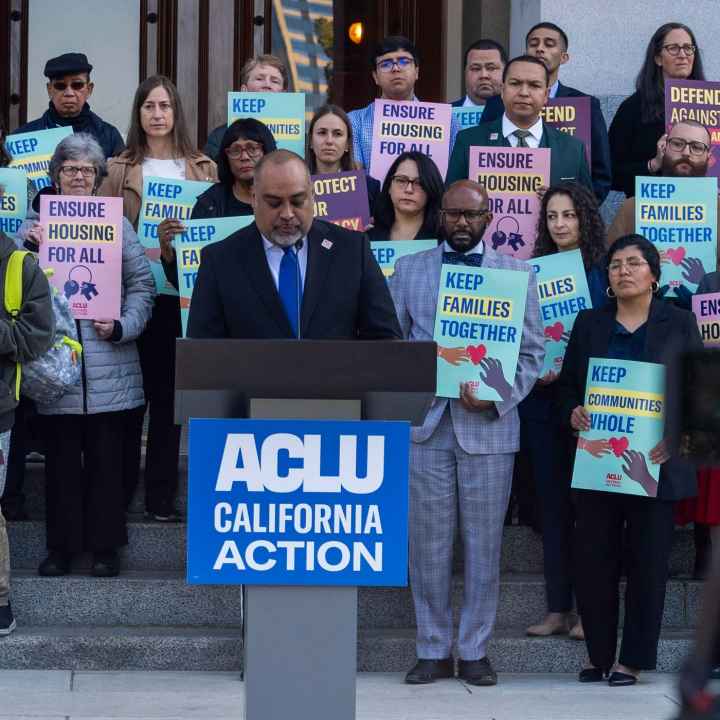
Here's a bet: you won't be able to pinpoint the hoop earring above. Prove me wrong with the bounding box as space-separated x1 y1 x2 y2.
651 281 659 294
606 286 616 298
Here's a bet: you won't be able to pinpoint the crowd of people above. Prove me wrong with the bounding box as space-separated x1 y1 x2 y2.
0 18 718 694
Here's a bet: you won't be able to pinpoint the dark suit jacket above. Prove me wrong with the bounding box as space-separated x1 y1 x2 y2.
446 116 593 191
450 98 465 107
187 219 402 340
698 271 720 295
479 83 611 203
555 299 703 501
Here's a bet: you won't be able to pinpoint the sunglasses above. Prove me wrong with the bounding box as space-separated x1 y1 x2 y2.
52 80 88 92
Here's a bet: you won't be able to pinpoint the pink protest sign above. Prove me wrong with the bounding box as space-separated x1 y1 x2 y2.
39 194 123 320
369 99 452 184
469 146 550 259
693 292 720 347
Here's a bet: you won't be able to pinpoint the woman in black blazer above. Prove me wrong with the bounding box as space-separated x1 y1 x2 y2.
556 234 703 686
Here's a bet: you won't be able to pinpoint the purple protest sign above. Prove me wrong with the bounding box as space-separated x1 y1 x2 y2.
665 79 720 184
369 99 452 184
311 170 371 231
469 146 550 260
541 96 591 169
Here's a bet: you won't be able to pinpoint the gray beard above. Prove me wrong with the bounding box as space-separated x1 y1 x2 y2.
269 230 302 248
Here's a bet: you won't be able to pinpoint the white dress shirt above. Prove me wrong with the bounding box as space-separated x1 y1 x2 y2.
501 114 543 148
262 234 309 290
549 80 560 99
462 95 485 111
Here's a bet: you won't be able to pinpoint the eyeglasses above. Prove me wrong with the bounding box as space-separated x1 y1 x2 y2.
391 175 423 190
662 43 696 56
376 57 414 73
607 259 649 273
52 80 88 92
441 208 489 222
225 143 264 159
59 165 97 178
666 137 710 156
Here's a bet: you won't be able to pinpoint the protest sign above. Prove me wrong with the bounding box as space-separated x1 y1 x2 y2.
433 264 529 400
138 176 213 295
541 96 592 168
665 79 720 184
692 292 720 348
371 240 437 277
469 146 550 260
634 176 717 296
227 92 305 156
571 358 665 498
0 167 28 240
370 99 452 183
311 170 370 231
531 249 592 376
452 105 484 131
39 194 123 320
187 418 409 586
6 127 73 191
177 215 255 335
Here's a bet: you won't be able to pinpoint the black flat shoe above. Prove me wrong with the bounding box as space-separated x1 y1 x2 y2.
404 658 454 684
458 657 497 686
91 551 120 578
608 671 637 686
38 551 71 577
578 667 608 683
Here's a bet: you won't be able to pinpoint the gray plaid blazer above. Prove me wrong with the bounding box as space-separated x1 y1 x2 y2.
390 242 544 454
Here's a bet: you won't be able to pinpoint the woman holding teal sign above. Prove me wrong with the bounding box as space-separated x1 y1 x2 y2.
557 234 702 685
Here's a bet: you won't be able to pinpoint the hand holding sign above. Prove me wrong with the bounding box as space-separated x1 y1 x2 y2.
571 405 591 432
158 218 186 263
459 381 494 412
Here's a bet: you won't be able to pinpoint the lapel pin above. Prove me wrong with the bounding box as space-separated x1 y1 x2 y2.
490 132 498 140
322 239 333 250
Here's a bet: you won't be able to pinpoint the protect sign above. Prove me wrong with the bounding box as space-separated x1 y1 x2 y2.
187 419 410 586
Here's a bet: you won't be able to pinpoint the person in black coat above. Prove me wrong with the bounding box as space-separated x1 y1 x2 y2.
15 52 124 159
188 150 401 341
608 22 705 197
556 234 703 686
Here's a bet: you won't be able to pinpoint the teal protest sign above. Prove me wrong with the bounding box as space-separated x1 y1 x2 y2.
227 92 305 156
531 249 592 376
634 176 717 297
0 167 28 240
451 105 484 131
6 127 73 191
138 176 213 295
371 240 437 277
177 215 255 335
433 264 529 400
571 358 665 498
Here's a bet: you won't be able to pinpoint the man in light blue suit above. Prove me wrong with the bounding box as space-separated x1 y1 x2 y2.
389 180 544 686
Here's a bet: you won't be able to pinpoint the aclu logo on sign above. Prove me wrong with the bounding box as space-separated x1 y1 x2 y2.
187 418 410 587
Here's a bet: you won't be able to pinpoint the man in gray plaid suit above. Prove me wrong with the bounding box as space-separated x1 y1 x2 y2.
389 180 544 685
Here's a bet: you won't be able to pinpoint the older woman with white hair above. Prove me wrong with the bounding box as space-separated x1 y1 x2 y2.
21 132 155 578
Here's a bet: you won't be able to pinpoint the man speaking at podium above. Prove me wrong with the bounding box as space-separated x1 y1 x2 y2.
187 149 401 340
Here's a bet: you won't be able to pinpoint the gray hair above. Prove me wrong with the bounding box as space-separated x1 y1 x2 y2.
49 132 107 191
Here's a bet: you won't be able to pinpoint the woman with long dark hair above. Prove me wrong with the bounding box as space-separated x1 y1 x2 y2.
609 22 705 197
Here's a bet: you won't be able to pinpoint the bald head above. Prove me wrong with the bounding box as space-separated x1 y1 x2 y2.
439 180 493 252
444 180 490 209
254 148 311 187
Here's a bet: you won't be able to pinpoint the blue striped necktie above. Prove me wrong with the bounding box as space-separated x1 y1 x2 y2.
278 247 302 337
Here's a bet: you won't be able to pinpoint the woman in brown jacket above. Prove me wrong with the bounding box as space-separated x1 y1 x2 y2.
99 75 217 522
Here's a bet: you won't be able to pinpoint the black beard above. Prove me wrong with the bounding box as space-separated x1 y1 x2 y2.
439 223 487 252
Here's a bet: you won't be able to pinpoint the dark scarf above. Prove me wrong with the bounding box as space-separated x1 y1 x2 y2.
45 101 95 134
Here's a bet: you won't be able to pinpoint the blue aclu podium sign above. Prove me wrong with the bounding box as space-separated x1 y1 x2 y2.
187 418 410 586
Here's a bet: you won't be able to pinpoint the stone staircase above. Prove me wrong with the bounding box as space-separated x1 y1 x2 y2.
1 455 701 672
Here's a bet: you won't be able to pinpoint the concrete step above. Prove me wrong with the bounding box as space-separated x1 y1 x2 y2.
0 626 694 672
8 571 702 630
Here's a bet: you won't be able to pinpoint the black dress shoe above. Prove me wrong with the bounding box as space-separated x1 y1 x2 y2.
404 658 454 684
38 551 71 577
578 667 608 683
711 666 720 680
91 551 120 578
458 657 497 686
608 671 638 686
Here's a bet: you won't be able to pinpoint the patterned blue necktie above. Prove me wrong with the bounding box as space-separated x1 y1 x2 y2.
442 251 484 267
278 246 302 337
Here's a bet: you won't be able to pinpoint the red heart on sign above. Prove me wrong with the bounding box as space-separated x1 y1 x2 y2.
466 344 487 365
666 247 686 266
544 321 565 342
609 437 629 457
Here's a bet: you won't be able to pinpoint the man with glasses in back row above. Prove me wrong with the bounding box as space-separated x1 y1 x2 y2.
17 52 124 159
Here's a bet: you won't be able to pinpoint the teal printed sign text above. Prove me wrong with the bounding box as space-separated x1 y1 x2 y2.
452 105 484 131
6 127 73 190
371 240 436 277
0 168 28 240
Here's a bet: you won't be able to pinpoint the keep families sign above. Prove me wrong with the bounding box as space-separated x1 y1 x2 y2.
571 358 665 498
139 176 213 296
177 215 254 336
469 146 550 260
665 80 720 184
0 168 28 240
532 249 592 376
311 170 370 231
371 240 437 277
6 127 73 191
370 99 452 183
540 97 592 168
227 92 305 156
692 292 720 348
634 176 717 296
187 418 410 586
433 264 529 400
39 195 123 320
